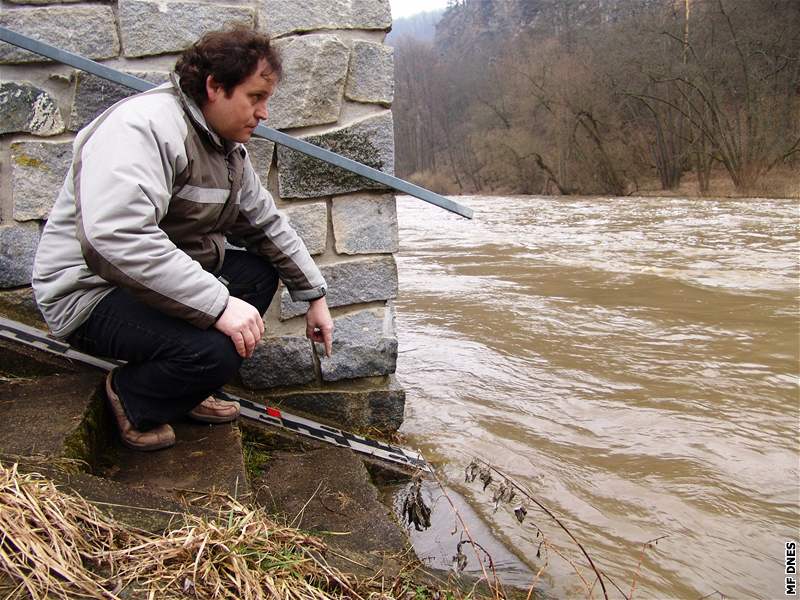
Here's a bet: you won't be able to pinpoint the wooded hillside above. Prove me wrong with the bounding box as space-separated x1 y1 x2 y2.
392 0 800 197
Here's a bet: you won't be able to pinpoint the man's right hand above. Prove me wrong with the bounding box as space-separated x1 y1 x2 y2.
214 296 264 358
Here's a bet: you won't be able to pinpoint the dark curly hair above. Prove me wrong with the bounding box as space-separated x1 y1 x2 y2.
175 25 282 107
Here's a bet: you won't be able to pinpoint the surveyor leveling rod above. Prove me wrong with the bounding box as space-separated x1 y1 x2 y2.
0 316 431 473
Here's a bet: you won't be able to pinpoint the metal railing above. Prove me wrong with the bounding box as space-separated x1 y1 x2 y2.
0 26 473 219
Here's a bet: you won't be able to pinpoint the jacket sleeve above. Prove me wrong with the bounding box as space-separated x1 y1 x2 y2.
74 101 229 328
227 154 327 301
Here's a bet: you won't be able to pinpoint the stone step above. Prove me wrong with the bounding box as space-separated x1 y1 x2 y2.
0 371 109 468
1 334 249 504
0 336 80 378
251 444 410 578
107 420 249 502
7 457 206 534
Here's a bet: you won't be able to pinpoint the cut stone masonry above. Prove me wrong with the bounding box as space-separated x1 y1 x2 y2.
0 6 120 63
0 0 403 432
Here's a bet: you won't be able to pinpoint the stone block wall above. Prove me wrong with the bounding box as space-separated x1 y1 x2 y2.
0 0 403 432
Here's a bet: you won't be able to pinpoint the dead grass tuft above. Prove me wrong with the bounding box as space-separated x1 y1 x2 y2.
0 461 127 599
0 461 364 599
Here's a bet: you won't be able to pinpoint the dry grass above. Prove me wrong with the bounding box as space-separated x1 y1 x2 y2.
0 461 369 599
0 461 500 600
0 461 126 599
634 166 799 199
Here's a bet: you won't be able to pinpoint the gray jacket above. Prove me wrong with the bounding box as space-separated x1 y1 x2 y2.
32 76 326 339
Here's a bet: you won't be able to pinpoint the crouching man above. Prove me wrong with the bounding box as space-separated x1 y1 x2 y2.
32 26 333 451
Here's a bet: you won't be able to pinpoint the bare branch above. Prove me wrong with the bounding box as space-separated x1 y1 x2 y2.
474 458 609 600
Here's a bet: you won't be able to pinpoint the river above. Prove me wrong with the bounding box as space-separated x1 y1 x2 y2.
393 195 799 599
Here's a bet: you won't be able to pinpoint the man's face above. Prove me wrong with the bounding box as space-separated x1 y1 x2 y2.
202 58 277 143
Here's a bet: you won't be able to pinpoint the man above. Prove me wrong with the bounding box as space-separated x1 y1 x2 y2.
32 26 334 451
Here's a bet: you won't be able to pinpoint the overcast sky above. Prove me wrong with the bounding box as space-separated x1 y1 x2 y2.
390 0 449 19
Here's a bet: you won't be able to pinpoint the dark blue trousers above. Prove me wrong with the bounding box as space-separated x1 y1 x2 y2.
68 250 279 430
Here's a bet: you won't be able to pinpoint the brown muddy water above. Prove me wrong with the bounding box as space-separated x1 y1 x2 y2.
393 195 799 599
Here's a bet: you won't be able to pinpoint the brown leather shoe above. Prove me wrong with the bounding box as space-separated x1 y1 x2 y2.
105 372 175 451
188 396 240 424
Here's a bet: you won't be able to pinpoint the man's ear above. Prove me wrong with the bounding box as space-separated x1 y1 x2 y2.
205 75 224 103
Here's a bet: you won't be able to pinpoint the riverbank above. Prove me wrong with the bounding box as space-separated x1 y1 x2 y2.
0 334 530 599
0 460 462 599
633 168 799 199
405 166 799 199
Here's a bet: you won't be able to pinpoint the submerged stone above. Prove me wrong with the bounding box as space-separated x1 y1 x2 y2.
248 375 406 432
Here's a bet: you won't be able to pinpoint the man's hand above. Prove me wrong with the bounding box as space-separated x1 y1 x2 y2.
214 296 264 358
306 297 334 357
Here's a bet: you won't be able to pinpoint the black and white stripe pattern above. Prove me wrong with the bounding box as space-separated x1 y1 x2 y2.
0 316 430 473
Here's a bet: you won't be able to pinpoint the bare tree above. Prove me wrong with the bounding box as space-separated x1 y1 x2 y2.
391 0 799 196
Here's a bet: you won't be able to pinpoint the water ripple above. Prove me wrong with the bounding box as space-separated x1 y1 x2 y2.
396 195 800 599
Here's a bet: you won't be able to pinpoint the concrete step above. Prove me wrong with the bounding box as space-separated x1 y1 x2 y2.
2 330 249 500
252 445 410 578
0 371 109 468
0 336 81 377
107 420 249 502
7 457 207 533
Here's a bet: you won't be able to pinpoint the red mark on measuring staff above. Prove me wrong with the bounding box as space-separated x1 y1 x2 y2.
267 407 282 419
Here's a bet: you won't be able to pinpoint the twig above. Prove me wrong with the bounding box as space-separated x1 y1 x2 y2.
526 539 550 600
428 467 505 599
601 570 633 600
475 458 608 600
88 501 182 516
290 480 324 529
542 538 595 599
630 535 669 600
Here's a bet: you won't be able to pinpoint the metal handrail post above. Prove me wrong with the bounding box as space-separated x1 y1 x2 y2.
0 26 473 219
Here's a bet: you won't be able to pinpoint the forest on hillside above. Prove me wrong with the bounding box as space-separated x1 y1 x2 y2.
392 0 800 197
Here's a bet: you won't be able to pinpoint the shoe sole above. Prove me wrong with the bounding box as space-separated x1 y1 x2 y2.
119 437 175 451
187 412 240 424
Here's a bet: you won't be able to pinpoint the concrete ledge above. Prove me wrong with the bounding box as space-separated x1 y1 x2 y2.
0 287 46 328
0 336 71 377
253 445 409 577
3 458 210 533
0 371 109 469
233 375 405 433
109 421 249 501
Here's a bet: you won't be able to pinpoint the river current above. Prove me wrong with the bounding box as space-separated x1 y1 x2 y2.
393 195 799 599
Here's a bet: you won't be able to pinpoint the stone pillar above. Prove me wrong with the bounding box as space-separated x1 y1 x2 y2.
0 0 403 432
